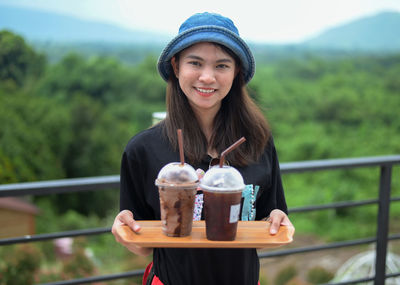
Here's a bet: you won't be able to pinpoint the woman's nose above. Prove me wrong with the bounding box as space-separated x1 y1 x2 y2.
199 67 216 84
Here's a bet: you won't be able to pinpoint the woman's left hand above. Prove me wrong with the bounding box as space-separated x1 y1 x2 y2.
268 209 293 235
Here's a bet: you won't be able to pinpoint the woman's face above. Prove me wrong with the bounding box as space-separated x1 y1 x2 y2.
171 42 237 115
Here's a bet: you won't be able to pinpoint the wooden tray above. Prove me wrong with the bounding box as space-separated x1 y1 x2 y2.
115 220 294 248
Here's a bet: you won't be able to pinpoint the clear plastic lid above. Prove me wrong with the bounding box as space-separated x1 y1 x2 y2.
199 165 245 192
155 162 198 187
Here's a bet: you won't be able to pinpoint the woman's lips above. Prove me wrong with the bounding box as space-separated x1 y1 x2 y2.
195 87 216 97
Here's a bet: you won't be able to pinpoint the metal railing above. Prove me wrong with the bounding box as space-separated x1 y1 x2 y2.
1 155 399 285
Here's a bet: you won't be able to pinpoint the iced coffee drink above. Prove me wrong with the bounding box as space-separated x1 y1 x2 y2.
155 162 198 237
200 165 245 241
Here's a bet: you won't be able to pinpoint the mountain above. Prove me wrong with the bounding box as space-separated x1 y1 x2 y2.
302 11 400 51
0 4 171 44
1 4 400 53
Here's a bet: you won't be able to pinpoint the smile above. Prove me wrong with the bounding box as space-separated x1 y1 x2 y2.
195 87 216 94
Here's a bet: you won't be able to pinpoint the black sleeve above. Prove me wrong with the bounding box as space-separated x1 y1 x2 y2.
255 137 288 219
119 147 156 220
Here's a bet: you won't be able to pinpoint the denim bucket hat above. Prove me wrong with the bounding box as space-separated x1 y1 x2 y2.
157 12 255 83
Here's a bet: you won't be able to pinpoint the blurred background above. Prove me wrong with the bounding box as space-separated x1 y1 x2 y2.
0 0 399 284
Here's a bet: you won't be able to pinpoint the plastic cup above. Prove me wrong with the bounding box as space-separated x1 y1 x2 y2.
200 165 245 241
155 162 198 237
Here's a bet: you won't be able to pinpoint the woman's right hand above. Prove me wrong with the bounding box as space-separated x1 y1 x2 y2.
111 210 153 256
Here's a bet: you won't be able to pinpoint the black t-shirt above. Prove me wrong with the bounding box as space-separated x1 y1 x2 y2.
120 123 287 285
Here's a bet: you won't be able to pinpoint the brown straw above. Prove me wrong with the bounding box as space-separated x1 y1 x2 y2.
177 129 184 165
219 137 246 167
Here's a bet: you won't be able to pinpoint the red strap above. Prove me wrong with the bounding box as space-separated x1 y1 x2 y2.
142 261 164 285
142 262 153 285
151 274 164 285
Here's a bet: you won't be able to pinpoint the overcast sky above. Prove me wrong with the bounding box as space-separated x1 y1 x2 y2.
1 0 400 43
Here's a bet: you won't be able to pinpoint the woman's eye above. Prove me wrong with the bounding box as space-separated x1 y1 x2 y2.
217 64 229 69
188 61 201 66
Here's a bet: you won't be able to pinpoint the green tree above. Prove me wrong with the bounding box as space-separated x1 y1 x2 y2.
0 30 46 88
35 53 135 103
0 90 71 182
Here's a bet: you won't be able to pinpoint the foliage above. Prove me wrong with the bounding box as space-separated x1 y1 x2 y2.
0 244 42 285
0 90 71 182
34 196 117 234
0 30 46 88
250 53 400 240
274 265 298 285
62 248 95 279
306 266 334 284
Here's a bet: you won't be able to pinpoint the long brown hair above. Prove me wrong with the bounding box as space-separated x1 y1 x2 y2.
162 44 270 166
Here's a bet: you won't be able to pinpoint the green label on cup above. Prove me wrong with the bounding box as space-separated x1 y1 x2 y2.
229 203 240 223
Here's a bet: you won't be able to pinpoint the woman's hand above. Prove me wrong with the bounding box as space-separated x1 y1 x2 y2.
267 209 294 235
111 210 153 256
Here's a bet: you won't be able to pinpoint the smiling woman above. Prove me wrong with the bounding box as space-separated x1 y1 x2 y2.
111 12 292 285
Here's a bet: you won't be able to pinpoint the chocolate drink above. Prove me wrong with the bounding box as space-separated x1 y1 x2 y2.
200 165 245 241
158 183 197 237
155 162 198 237
203 190 243 241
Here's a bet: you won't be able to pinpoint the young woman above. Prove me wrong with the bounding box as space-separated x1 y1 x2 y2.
111 12 293 285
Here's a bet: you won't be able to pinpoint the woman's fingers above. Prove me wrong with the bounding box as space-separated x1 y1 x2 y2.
196 168 205 180
269 219 280 235
268 209 293 235
114 209 141 232
196 168 205 190
111 210 152 256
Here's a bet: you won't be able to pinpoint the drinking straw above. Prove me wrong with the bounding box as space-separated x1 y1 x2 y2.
177 129 184 165
219 137 246 167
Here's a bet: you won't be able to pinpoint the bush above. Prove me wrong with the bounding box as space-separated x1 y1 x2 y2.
307 266 334 284
0 244 42 285
274 265 298 285
59 237 96 279
62 248 95 279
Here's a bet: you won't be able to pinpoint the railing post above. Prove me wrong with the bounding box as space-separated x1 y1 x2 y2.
374 165 392 285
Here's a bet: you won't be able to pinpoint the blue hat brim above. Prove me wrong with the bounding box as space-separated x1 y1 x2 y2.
157 26 255 83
